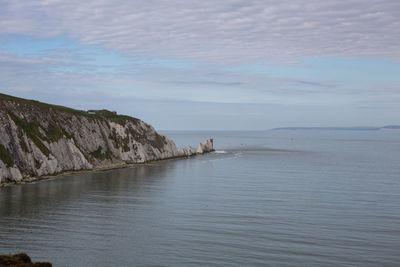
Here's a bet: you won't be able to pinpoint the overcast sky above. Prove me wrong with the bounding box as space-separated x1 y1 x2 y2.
0 0 399 130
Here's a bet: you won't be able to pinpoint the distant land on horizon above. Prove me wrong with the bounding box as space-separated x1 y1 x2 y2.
273 126 400 131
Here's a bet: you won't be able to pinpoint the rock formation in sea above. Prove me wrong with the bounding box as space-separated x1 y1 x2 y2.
0 93 214 184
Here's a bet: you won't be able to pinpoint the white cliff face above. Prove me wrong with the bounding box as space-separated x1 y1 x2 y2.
0 95 214 184
49 139 93 172
0 162 22 183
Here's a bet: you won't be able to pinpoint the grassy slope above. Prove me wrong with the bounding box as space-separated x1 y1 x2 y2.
0 93 140 125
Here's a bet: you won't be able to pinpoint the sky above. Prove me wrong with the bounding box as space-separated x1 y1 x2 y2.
0 0 399 130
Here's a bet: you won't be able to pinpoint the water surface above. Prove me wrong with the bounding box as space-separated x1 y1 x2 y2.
1 130 400 266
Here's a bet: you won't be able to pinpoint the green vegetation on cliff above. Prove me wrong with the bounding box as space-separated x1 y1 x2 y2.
90 145 112 160
0 93 139 125
0 144 14 167
8 112 51 157
0 93 89 117
47 124 64 142
109 128 131 152
0 93 146 158
89 109 138 126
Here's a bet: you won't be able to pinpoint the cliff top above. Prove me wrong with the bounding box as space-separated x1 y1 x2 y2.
0 93 139 125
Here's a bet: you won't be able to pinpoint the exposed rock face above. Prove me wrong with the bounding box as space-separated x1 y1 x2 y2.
0 93 214 184
0 253 52 266
197 140 213 154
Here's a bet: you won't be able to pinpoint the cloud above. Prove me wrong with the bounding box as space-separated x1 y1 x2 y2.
294 80 334 88
171 81 244 87
0 0 399 63
0 1 399 129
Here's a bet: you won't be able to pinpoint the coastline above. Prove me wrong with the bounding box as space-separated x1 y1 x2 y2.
0 149 215 187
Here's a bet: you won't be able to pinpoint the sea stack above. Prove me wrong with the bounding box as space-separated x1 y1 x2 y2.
197 139 213 154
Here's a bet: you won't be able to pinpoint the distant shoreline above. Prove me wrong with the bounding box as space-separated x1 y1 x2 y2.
272 126 400 131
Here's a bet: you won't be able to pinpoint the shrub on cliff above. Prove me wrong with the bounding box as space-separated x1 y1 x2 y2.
0 144 14 168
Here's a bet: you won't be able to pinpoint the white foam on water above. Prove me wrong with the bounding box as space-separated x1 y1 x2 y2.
214 150 227 154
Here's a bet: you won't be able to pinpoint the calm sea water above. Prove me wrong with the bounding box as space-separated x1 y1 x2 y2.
1 130 400 266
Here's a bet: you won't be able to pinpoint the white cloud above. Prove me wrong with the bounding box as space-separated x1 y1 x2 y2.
1 0 399 129
0 0 399 63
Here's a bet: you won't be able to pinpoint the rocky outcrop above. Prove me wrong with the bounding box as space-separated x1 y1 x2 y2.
0 93 214 184
0 253 52 266
197 139 213 154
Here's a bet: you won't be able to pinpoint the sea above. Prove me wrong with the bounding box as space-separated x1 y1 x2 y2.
0 130 399 266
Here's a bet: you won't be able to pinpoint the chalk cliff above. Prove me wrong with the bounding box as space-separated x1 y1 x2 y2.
0 93 213 184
